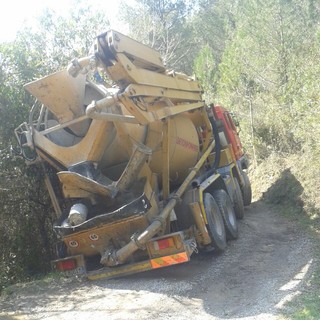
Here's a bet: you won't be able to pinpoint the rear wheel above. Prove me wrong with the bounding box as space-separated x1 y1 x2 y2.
241 170 252 206
203 193 227 252
233 178 245 219
213 189 238 240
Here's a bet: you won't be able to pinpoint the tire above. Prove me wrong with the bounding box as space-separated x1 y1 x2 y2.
212 189 238 240
241 170 252 206
203 193 227 252
233 178 245 219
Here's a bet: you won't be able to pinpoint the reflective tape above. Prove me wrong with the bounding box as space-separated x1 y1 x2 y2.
150 252 189 269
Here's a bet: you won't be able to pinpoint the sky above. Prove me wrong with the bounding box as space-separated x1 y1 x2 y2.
0 0 128 42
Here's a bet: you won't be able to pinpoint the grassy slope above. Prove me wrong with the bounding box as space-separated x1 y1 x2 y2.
250 152 320 319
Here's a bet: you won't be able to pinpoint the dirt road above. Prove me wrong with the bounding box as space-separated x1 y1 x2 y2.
0 200 315 320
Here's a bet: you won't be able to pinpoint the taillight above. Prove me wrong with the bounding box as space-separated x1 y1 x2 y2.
154 237 174 250
56 259 77 271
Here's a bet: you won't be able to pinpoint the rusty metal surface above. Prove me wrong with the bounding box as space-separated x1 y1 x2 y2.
25 70 86 126
54 194 151 235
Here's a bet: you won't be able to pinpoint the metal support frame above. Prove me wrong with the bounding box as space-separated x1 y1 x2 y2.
41 162 62 219
162 119 171 200
101 139 216 267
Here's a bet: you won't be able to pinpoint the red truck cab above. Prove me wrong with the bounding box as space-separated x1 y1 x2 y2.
212 105 244 161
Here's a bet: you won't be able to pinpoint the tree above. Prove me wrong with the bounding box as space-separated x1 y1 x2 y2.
0 3 109 290
119 0 196 72
215 0 319 159
194 44 217 102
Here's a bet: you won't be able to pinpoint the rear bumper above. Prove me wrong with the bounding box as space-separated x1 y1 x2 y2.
87 251 190 280
51 231 196 280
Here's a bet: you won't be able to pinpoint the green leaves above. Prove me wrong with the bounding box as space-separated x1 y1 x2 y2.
194 44 218 102
0 3 110 291
119 0 196 72
190 0 320 170
1 0 319 290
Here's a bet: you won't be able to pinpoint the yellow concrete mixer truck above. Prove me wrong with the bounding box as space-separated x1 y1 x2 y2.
14 30 251 279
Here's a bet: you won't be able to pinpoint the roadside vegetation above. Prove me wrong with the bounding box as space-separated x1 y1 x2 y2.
251 154 320 319
0 1 319 318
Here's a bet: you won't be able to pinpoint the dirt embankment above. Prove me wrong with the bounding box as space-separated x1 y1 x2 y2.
0 200 316 320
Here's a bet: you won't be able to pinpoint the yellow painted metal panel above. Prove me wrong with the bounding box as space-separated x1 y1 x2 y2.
25 70 86 129
106 30 165 71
